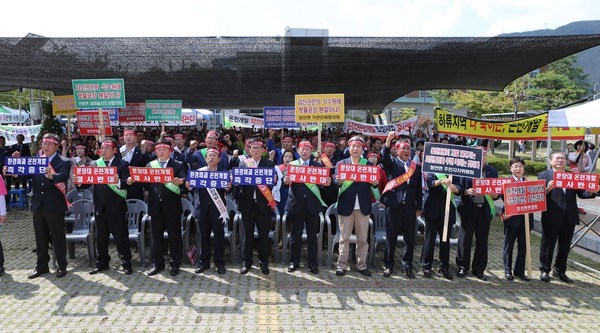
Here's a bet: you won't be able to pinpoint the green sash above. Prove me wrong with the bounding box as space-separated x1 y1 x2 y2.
435 173 456 208
484 194 496 218
338 158 381 201
200 148 208 160
96 159 127 199
290 160 327 207
149 160 181 195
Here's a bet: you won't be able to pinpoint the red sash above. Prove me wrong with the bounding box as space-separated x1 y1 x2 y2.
245 158 277 211
48 163 71 208
382 160 417 195
320 153 334 168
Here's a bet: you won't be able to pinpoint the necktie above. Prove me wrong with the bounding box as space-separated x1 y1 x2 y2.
104 160 110 165
304 161 309 166
159 161 166 168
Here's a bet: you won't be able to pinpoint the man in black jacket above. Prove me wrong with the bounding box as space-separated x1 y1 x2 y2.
235 138 276 275
537 151 595 283
77 138 133 275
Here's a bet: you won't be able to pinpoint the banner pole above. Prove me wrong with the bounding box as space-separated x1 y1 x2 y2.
98 107 105 141
442 175 453 242
525 214 532 279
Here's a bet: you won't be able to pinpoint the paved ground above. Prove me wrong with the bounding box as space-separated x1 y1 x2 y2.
1 203 600 332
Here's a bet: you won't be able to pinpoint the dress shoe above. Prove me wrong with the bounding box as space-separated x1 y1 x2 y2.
28 267 50 279
357 268 372 277
56 268 67 278
476 273 487 281
552 271 573 283
147 265 165 276
382 268 393 278
439 267 453 280
540 271 550 282
169 267 180 277
0 266 5 277
515 274 530 281
217 265 226 275
89 265 109 275
195 265 211 274
260 264 270 275
123 266 133 275
240 266 251 275
404 268 416 279
287 263 299 273
335 268 346 276
423 270 432 278
308 265 319 274
505 273 514 281
456 268 467 278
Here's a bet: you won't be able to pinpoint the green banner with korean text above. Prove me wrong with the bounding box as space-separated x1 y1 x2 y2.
145 100 183 121
72 79 126 109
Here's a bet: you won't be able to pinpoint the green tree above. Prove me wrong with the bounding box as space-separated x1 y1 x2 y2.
393 108 416 122
429 90 453 109
523 71 587 110
0 88 54 110
38 100 63 140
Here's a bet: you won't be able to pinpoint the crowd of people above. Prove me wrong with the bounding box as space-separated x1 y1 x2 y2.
0 124 597 285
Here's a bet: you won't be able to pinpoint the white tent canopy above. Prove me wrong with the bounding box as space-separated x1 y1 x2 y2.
548 98 600 128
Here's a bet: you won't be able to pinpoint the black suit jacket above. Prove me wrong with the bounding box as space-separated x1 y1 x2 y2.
191 167 228 222
29 154 71 213
285 160 326 215
538 169 595 226
334 157 374 216
457 164 498 223
123 146 148 200
145 158 187 217
235 157 275 214
423 173 458 224
11 143 31 156
80 158 130 215
380 146 423 212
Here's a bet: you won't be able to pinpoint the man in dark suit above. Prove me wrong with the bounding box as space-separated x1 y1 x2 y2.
334 136 378 277
284 140 331 274
129 138 187 277
421 172 459 280
11 134 31 190
187 147 231 275
537 151 595 283
120 128 148 200
380 132 423 279
76 138 133 275
319 141 340 208
501 157 533 281
7 133 71 278
456 146 499 281
236 138 276 275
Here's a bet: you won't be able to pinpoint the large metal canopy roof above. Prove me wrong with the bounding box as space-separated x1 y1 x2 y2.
1 34 600 110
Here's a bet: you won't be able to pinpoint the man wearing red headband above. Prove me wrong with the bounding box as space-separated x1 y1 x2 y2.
284 140 331 274
334 136 378 277
121 128 149 200
130 138 188 277
267 129 299 165
76 138 133 275
380 131 423 279
235 138 275 275
455 146 499 281
6 133 72 279
319 141 341 208
186 147 231 275
188 131 229 170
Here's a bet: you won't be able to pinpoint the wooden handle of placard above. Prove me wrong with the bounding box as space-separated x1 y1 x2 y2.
67 115 71 141
442 175 453 242
525 214 532 279
98 108 105 140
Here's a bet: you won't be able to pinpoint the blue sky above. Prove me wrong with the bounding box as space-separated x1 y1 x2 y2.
4 0 600 37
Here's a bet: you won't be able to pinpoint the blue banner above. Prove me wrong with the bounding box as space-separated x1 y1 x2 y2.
231 168 275 186
263 106 300 129
5 157 48 175
82 108 119 121
188 170 230 188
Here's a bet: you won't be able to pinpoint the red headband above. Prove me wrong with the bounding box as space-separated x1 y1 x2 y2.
145 140 155 145
206 148 220 156
101 140 117 148
155 143 171 150
348 139 365 148
207 131 218 139
250 141 264 148
75 144 86 149
123 130 135 136
396 141 411 149
174 134 184 139
42 137 59 145
298 141 313 149
368 152 379 159
323 142 336 148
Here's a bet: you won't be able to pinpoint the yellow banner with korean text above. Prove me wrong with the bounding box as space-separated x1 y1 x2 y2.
435 109 584 140
52 95 79 116
295 93 344 123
